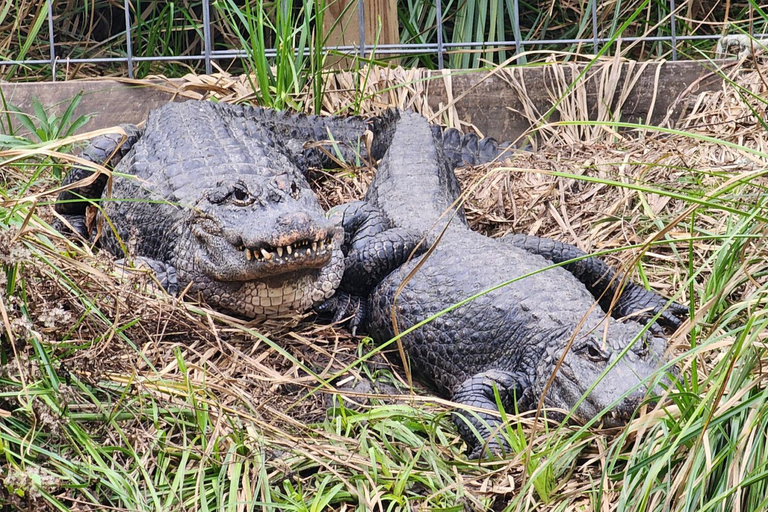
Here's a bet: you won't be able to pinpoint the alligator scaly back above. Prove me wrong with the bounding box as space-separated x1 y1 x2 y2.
364 110 468 233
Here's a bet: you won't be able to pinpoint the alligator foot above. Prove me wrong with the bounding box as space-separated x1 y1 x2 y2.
115 257 179 295
438 126 519 168
452 370 533 459
52 213 91 240
316 291 367 336
328 200 425 295
613 287 688 334
342 227 425 291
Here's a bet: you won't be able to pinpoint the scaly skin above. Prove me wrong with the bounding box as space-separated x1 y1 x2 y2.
55 101 387 316
328 110 685 457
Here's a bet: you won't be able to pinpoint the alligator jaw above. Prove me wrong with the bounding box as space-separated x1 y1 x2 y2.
187 207 340 282
188 229 345 318
235 235 334 267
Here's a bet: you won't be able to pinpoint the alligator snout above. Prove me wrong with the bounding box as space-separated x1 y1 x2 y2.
277 211 315 230
276 211 335 238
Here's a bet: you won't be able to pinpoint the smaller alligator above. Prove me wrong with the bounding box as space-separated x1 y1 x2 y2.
324 110 686 457
55 101 390 317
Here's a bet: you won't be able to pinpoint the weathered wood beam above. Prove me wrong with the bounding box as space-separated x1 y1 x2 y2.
0 61 727 141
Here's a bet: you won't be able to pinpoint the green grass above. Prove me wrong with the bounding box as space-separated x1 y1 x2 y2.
3 82 768 510
215 0 328 112
2 0 766 82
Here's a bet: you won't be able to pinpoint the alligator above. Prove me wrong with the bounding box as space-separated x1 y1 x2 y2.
323 110 687 457
54 100 393 317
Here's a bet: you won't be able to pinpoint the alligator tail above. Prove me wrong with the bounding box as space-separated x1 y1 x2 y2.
365 108 401 161
437 126 514 169
56 124 142 216
228 104 390 170
242 105 404 170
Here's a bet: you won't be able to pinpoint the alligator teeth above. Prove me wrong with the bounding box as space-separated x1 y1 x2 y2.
241 239 332 262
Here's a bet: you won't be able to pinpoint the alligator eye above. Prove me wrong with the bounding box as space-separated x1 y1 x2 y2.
586 345 604 361
576 340 608 363
232 185 252 205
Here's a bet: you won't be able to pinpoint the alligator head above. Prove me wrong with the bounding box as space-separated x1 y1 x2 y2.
170 168 343 317
535 322 670 426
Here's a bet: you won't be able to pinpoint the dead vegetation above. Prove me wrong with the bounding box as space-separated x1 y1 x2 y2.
2 57 768 510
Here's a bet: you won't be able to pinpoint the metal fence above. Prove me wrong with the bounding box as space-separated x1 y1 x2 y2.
0 0 763 80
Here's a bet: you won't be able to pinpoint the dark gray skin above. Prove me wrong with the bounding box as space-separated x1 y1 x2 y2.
326 110 686 457
55 101 388 317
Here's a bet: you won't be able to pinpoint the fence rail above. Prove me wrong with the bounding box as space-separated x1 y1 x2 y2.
1 0 763 80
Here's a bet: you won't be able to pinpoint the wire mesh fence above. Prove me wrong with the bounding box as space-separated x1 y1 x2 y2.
0 0 765 81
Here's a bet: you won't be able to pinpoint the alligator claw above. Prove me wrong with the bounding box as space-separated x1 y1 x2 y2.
658 301 688 331
620 295 688 334
316 291 367 336
115 257 179 295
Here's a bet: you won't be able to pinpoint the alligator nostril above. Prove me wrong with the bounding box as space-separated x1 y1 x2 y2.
276 212 312 230
632 338 650 357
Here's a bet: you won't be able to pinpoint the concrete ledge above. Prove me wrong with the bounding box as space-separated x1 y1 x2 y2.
1 79 186 132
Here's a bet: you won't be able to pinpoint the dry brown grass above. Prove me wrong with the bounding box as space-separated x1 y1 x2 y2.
3 55 768 510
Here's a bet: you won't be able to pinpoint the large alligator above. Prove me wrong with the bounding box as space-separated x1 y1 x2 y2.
54 101 502 317
324 110 686 457
55 101 393 316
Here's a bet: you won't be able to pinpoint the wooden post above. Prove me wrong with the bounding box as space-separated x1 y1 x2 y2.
322 0 400 68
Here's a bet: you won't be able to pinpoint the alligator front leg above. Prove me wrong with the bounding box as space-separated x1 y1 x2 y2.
502 233 687 331
452 369 533 459
317 224 420 334
55 124 142 238
319 201 424 333
328 200 425 292
115 256 179 295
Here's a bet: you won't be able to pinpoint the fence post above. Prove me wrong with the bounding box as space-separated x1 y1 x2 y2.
124 0 134 78
47 0 55 80
323 0 400 67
